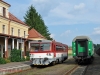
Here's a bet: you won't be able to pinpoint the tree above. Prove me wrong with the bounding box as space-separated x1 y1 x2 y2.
24 5 53 40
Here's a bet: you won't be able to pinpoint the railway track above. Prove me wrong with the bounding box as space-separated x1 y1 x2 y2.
83 55 100 75
70 65 89 75
71 54 100 75
8 58 76 75
9 56 99 75
63 65 78 75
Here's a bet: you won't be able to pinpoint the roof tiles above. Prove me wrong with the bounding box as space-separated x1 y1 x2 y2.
9 12 28 26
28 28 45 38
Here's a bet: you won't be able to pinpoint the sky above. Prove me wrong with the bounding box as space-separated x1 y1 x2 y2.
4 0 100 46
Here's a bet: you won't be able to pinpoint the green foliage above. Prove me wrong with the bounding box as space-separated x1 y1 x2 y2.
94 44 100 51
26 51 30 57
26 56 30 61
5 58 11 63
0 52 1 57
25 51 30 61
24 5 53 40
21 57 26 61
0 57 6 64
10 49 21 62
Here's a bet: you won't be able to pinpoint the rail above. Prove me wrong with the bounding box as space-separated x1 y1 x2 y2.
63 65 78 75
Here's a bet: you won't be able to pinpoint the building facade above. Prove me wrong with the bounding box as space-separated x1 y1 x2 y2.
0 0 46 58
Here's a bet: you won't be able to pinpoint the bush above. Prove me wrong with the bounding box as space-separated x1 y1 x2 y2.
26 51 30 57
5 58 11 63
26 56 30 61
0 57 6 64
10 49 21 62
0 52 1 57
21 57 26 61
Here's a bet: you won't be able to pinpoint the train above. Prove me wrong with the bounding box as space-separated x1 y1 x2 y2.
72 36 94 64
29 40 68 65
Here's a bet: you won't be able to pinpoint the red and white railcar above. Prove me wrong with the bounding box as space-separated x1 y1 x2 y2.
29 40 68 65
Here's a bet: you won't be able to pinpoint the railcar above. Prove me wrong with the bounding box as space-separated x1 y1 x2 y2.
29 40 68 65
72 36 94 64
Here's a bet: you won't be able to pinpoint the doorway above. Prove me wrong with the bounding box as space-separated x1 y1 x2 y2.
3 46 5 58
0 45 1 57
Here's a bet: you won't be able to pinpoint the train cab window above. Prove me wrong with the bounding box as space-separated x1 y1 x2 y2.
31 43 40 51
40 43 51 51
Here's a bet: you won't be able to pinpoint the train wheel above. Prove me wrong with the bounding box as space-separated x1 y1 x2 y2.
56 59 59 64
30 64 34 68
51 61 56 66
59 60 63 64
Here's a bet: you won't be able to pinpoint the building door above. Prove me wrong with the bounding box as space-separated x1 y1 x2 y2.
19 43 21 49
3 46 5 58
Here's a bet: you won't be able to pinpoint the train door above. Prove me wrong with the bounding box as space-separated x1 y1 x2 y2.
76 39 88 57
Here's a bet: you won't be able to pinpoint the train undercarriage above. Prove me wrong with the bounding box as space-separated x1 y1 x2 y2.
74 56 94 64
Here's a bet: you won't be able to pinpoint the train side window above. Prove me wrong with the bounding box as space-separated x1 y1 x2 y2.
56 45 59 51
63 46 66 51
56 45 58 51
56 45 63 51
60 46 63 51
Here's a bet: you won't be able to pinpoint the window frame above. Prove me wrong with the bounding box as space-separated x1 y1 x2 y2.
24 31 26 38
11 27 14 35
3 7 6 17
18 29 20 37
2 25 5 34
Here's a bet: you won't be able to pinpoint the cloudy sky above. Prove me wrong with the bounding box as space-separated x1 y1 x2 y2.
5 0 100 46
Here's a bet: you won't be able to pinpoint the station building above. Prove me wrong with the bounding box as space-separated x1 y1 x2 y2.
0 0 46 58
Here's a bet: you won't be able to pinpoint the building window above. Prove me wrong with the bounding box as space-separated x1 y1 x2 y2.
3 7 6 17
2 25 5 34
24 31 26 38
18 29 20 37
11 27 14 35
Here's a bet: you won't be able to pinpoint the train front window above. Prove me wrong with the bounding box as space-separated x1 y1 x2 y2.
40 43 51 51
31 43 40 51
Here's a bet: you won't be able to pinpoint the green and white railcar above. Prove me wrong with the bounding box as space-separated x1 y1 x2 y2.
72 36 94 64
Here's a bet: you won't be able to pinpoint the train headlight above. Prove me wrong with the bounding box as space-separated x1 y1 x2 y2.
73 53 76 55
32 54 34 57
46 53 51 56
89 49 91 51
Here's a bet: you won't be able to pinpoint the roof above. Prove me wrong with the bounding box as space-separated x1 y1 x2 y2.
28 28 45 38
9 12 28 26
0 0 11 6
0 0 27 26
30 40 52 43
72 36 91 42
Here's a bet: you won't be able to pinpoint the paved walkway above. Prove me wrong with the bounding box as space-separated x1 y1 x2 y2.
0 61 31 68
0 61 31 75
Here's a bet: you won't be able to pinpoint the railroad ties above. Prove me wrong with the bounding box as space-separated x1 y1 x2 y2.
71 54 100 75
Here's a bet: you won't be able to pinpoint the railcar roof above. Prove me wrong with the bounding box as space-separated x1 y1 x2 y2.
30 40 52 43
72 36 92 42
30 40 68 46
